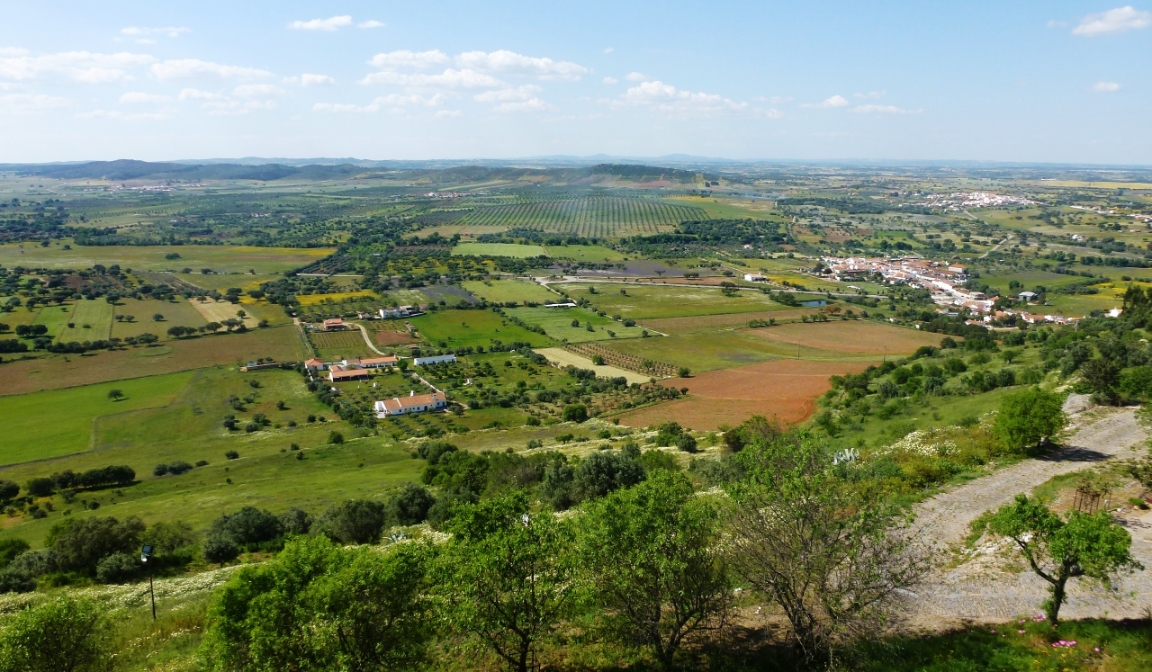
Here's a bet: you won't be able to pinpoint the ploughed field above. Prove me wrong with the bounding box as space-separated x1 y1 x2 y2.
617 359 875 430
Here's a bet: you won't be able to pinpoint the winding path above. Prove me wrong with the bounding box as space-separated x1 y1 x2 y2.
907 408 1152 624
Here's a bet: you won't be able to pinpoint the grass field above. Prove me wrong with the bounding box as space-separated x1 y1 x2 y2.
452 242 548 258
0 243 335 274
295 290 378 306
0 367 422 547
56 299 115 341
554 283 786 319
747 320 945 355
0 372 194 465
616 359 874 430
508 306 643 343
534 347 650 384
188 298 259 328
32 303 74 336
308 329 376 360
451 195 707 238
112 298 207 338
461 279 558 304
638 308 818 335
0 325 305 395
407 309 554 349
546 244 627 261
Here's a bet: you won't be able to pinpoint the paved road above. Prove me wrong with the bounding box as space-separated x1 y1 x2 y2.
907 408 1152 624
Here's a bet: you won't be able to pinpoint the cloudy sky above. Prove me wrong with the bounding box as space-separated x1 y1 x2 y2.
0 1 1149 164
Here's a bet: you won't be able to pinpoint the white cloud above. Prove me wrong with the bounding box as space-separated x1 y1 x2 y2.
625 71 648 82
232 84 284 97
810 94 849 108
119 91 170 104
617 80 750 117
603 47 614 54
603 76 618 85
474 85 551 112
368 50 451 70
314 93 448 113
358 20 385 29
360 68 502 88
1073 6 1152 36
288 15 353 31
0 50 153 83
284 73 336 86
853 104 920 114
78 109 169 121
456 50 589 80
435 109 462 118
854 90 886 99
178 88 223 101
119 25 187 42
151 59 272 81
1093 81 1122 92
0 93 70 114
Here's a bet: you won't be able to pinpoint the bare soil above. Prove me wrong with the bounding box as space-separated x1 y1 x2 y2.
747 320 945 355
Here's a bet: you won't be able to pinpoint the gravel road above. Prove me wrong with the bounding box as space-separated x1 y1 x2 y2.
906 407 1152 624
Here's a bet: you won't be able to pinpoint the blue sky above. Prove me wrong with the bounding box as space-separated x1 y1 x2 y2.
0 1 1149 164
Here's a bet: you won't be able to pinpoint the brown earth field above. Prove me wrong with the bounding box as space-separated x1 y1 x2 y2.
747 320 945 355
640 309 818 334
374 330 416 346
616 359 875 431
0 326 304 395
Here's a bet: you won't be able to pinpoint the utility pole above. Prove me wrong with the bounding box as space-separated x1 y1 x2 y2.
141 545 156 620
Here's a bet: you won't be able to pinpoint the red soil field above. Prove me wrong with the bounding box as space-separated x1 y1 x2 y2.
747 320 944 355
616 359 874 431
640 309 815 334
374 330 416 346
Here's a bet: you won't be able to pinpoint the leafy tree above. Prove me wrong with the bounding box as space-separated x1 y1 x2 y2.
994 387 1066 452
0 480 18 501
389 483 436 525
202 536 436 672
562 403 588 423
95 552 142 584
578 471 731 670
25 477 54 498
0 596 112 672
106 389 124 402
328 431 344 444
444 493 576 672
0 539 30 572
727 433 927 663
46 515 146 576
277 507 313 536
986 495 1141 624
315 499 388 545
1080 357 1122 404
203 535 240 564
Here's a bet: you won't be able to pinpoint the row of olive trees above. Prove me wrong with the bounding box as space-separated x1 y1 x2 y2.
199 434 933 671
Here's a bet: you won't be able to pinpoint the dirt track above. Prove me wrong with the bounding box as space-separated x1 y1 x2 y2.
908 408 1152 624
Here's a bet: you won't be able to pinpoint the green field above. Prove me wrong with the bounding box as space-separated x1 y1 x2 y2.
554 283 787 319
507 306 643 343
32 303 74 336
547 244 628 261
110 298 209 339
461 279 559 304
0 372 194 465
452 242 548 258
0 242 335 274
57 298 115 342
407 309 554 349
451 195 708 238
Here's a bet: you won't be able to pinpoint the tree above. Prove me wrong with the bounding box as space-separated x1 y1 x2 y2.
677 367 691 378
444 493 576 672
995 387 1066 452
986 494 1141 624
389 483 436 525
578 471 731 670
328 431 345 444
152 313 164 322
315 499 389 545
727 433 927 663
106 389 124 402
1080 357 1122 405
562 403 588 423
0 480 19 501
202 536 436 672
46 516 146 576
0 596 112 672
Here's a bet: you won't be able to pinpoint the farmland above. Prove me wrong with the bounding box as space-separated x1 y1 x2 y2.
0 242 334 274
746 320 945 356
307 329 376 360
452 242 548 258
616 359 874 430
451 195 708 237
507 306 642 343
406 308 554 349
461 279 559 304
553 282 787 319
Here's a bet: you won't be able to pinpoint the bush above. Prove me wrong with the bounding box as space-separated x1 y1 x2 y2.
0 596 112 672
0 539 30 572
278 507 313 536
225 450 239 460
25 477 54 497
390 483 436 526
676 433 699 453
203 535 240 564
316 499 389 545
0 480 18 501
153 463 169 477
562 404 588 423
167 460 194 475
328 431 345 444
46 516 146 576
210 506 283 549
95 552 143 584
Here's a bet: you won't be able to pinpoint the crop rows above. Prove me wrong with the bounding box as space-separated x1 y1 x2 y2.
566 342 677 378
455 196 707 238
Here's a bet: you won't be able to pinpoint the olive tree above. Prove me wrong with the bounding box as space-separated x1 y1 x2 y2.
578 471 731 671
727 433 928 665
442 493 576 672
986 494 1141 624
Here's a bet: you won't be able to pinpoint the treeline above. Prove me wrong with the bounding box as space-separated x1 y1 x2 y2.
624 218 790 256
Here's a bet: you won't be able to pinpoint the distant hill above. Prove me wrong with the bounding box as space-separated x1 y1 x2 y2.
0 160 713 184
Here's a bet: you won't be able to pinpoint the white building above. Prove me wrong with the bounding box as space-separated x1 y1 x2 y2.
375 391 448 417
414 354 457 366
